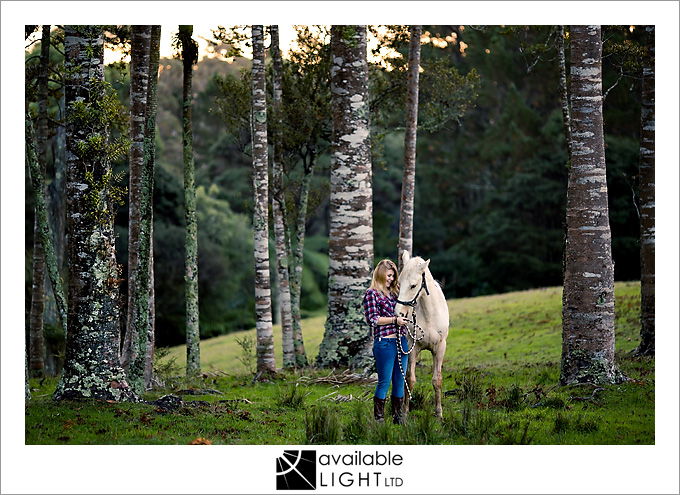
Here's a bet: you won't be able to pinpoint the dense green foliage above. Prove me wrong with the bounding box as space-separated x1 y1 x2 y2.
398 26 643 297
25 25 645 358
25 282 653 445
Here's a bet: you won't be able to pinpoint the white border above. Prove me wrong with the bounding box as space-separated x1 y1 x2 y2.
3 2 678 494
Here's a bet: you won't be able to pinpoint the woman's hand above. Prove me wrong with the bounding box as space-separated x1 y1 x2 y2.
395 316 408 327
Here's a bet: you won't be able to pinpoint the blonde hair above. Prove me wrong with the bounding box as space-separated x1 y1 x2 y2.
369 259 400 297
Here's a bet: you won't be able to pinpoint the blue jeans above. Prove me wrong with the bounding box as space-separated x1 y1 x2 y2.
372 336 409 400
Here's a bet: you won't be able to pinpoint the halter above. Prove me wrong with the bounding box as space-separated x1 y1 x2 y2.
396 272 430 307
394 271 429 400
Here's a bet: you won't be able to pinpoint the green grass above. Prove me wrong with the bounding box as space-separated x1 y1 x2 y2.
25 281 654 445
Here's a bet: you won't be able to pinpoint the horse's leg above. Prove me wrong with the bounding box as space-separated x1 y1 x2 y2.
404 347 419 416
431 339 447 420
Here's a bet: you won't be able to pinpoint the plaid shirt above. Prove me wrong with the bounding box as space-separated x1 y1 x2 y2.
363 288 402 338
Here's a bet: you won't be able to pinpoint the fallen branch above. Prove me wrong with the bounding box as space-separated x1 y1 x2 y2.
568 387 605 403
175 388 223 396
298 368 377 386
218 398 254 405
202 369 231 378
328 391 372 403
313 390 339 403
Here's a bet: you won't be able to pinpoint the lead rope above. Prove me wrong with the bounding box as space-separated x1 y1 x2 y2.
395 307 424 401
394 273 429 400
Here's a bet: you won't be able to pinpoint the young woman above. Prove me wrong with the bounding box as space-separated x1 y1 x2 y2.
362 259 409 424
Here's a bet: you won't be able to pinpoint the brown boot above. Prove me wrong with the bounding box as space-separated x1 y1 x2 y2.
373 397 386 422
391 395 404 425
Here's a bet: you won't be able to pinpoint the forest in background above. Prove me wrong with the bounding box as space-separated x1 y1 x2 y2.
24 25 644 359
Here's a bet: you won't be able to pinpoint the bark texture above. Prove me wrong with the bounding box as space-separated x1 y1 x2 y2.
557 25 573 160
28 24 51 375
26 349 31 400
316 26 374 369
398 25 422 272
251 25 276 374
560 25 625 386
44 96 67 374
635 25 655 356
290 165 312 368
53 25 137 402
270 25 295 368
143 25 161 386
122 25 151 393
26 116 68 340
179 26 201 376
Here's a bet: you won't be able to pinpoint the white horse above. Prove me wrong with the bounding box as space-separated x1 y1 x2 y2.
394 251 450 419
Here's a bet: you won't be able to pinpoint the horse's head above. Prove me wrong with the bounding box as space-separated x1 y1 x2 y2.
395 251 430 319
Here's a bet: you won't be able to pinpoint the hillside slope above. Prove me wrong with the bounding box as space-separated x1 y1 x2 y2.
162 281 642 375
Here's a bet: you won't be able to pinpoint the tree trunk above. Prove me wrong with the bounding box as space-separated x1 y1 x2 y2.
143 25 162 386
179 26 201 376
44 95 67 374
25 348 31 400
635 25 655 356
559 25 625 386
144 226 156 386
557 25 573 161
270 25 295 369
251 25 276 375
53 25 137 402
28 24 51 376
289 157 313 368
122 25 151 393
26 117 67 339
316 25 374 370
398 25 422 272
47 96 67 275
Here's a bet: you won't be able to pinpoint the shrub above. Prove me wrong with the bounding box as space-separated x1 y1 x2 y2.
343 401 370 443
500 420 534 445
400 410 445 444
305 405 342 444
445 400 497 443
453 370 484 404
406 386 432 412
276 383 307 410
553 411 571 433
367 419 398 445
234 335 256 375
503 383 524 410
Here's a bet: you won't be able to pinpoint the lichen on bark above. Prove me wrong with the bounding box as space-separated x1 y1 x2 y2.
54 25 138 403
317 26 373 370
559 25 625 387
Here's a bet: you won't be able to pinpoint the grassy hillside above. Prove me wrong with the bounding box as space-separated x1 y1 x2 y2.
162 281 643 376
26 281 653 446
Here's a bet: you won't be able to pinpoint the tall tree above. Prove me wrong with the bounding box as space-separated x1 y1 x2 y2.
44 96 68 360
251 25 276 375
397 25 422 272
122 25 160 392
143 25 162 386
634 25 655 356
177 25 201 376
316 25 374 369
279 26 333 368
25 116 68 344
53 25 137 402
122 25 151 392
28 24 51 376
559 25 625 386
269 25 295 369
